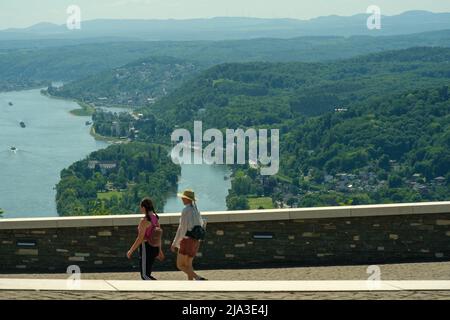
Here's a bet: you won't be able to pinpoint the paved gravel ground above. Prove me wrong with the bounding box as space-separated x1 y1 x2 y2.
1 261 449 300
0 290 450 300
2 261 450 280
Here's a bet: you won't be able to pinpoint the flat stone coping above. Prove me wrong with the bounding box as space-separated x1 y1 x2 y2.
0 279 449 292
1 201 449 230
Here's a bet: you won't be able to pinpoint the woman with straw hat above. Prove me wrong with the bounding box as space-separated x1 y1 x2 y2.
171 189 207 280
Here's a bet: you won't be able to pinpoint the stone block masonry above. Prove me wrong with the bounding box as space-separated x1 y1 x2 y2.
0 202 449 273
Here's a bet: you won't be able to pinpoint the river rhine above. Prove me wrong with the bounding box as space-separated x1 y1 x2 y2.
0 89 230 218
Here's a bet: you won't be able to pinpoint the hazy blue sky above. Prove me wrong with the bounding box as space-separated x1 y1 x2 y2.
1 0 450 29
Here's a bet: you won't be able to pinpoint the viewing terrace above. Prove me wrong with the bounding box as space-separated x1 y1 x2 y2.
0 201 449 299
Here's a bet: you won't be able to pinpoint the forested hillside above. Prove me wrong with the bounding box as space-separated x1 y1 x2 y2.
48 56 203 107
225 85 450 209
143 47 450 128
277 86 449 207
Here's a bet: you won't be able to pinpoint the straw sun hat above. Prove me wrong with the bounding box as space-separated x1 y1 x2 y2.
177 189 197 202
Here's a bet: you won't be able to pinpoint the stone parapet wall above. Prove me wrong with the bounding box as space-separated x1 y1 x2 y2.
0 202 449 273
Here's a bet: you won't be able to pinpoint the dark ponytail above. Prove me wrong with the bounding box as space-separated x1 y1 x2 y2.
140 198 159 221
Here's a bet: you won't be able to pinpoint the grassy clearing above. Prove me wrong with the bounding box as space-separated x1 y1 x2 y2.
97 191 123 200
248 197 274 209
212 78 237 87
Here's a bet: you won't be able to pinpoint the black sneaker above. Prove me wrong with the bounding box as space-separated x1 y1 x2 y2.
195 276 207 280
150 275 157 280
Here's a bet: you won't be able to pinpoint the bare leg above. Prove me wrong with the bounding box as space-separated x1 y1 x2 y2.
184 256 199 280
177 253 199 280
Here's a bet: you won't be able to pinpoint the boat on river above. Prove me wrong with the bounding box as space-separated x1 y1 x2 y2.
10 146 17 153
8 102 13 106
20 121 26 128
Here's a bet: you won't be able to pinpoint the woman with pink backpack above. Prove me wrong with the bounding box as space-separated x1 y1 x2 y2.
127 198 164 280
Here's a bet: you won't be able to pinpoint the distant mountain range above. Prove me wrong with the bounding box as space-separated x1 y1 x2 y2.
2 11 450 41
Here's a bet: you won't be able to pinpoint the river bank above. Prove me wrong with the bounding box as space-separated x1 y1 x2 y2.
40 89 95 116
89 126 127 143
43 89 132 143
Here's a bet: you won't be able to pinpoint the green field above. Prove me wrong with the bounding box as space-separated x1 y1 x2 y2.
90 127 125 143
70 102 95 116
248 197 274 209
97 191 123 200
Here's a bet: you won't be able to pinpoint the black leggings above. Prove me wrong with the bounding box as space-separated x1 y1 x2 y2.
138 242 160 280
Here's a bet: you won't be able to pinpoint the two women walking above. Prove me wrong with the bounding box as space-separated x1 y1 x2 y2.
127 189 206 280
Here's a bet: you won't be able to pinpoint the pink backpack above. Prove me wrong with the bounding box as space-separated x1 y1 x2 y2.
145 214 163 247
